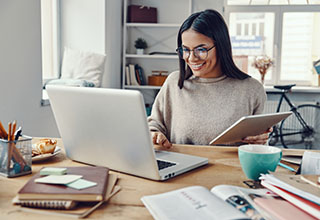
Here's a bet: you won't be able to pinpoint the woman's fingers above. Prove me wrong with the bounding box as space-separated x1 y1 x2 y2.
151 132 172 148
265 127 273 133
242 133 269 144
152 132 158 144
242 127 273 145
162 139 172 148
156 133 172 148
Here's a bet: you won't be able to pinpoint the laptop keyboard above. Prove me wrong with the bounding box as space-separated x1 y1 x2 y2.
157 160 176 170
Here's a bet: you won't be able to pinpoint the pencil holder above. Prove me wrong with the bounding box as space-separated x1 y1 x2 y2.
0 135 32 177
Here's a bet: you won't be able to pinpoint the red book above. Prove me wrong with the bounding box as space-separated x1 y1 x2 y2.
18 166 109 201
261 180 320 219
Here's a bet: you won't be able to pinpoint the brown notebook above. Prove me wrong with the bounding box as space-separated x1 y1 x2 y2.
18 166 109 201
13 174 120 218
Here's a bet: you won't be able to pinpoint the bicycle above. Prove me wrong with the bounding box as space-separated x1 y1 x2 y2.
268 84 320 149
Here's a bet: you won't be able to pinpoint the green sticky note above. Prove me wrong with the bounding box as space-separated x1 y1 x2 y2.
35 175 82 184
40 167 67 176
67 179 97 190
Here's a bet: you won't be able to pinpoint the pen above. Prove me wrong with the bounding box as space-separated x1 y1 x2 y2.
278 162 296 172
14 127 22 141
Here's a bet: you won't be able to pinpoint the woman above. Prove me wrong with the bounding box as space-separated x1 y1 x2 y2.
148 9 269 148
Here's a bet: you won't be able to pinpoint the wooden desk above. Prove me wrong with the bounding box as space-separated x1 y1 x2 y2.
0 139 300 220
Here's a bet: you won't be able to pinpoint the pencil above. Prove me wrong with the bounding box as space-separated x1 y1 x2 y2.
0 121 8 139
0 128 3 139
8 122 12 141
12 120 17 141
278 162 296 172
7 123 13 169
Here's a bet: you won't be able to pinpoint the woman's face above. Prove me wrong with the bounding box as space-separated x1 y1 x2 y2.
181 29 222 78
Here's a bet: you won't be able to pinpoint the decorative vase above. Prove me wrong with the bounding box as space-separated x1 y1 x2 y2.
252 55 273 85
136 48 144 55
259 68 267 85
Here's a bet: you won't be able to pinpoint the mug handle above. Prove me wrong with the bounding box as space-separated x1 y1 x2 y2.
278 151 282 163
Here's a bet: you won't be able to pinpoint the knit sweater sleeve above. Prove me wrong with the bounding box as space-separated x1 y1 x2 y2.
147 73 175 136
147 91 167 134
252 79 267 115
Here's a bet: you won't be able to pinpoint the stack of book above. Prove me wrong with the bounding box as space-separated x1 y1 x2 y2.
13 166 120 218
260 173 320 219
141 174 320 220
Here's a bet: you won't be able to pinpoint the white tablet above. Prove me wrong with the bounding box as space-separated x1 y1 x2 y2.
209 112 292 145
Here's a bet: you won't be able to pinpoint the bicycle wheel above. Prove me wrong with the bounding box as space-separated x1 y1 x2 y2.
279 104 320 149
268 125 281 146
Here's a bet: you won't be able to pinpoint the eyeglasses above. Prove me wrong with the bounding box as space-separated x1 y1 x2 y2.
176 45 216 60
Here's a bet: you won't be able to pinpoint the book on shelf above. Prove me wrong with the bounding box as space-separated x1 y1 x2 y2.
13 173 120 218
128 64 139 86
135 66 141 85
18 166 109 201
125 66 131 85
141 184 278 220
135 64 146 85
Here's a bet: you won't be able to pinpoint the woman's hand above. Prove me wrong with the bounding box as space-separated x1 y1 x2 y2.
151 132 172 148
242 127 273 145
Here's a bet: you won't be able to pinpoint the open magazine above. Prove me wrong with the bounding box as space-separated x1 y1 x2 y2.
141 185 276 220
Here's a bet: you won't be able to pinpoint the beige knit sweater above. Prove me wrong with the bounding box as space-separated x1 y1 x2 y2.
147 71 266 145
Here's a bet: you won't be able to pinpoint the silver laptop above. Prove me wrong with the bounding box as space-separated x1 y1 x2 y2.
46 86 208 181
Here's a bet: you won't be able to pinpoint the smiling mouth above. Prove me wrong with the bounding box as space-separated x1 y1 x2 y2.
191 63 205 69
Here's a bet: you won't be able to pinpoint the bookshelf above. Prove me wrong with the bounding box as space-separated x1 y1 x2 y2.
122 0 192 105
122 0 224 105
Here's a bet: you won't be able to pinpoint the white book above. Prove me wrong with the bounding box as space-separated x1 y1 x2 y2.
129 64 139 86
125 66 131 85
141 185 274 220
260 173 320 205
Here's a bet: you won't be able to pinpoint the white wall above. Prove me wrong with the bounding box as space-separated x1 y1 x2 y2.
0 0 122 137
60 0 106 54
60 0 122 88
0 0 59 137
104 0 122 88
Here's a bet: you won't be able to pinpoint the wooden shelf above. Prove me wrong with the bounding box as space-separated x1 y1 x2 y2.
124 85 161 90
126 23 181 28
125 54 178 59
122 0 193 102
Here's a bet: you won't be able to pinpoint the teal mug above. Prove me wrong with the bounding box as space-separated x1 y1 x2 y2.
238 145 282 181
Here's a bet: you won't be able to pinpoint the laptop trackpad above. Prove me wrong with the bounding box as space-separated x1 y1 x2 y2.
155 150 176 161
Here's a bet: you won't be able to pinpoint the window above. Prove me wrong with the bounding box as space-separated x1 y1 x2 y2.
40 0 60 83
229 12 275 82
225 1 320 86
227 0 320 5
281 12 319 82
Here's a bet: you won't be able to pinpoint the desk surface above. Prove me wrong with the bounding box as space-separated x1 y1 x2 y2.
0 139 302 220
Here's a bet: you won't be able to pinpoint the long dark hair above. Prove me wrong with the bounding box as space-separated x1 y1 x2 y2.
177 9 250 89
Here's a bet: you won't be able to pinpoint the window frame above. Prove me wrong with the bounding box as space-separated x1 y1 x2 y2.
224 4 320 86
40 0 61 85
40 0 61 106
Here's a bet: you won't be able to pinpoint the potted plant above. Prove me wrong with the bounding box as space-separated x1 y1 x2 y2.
134 38 148 55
